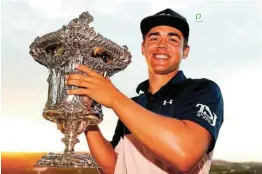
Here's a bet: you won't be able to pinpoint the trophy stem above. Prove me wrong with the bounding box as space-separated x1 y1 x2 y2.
34 120 100 168
62 130 79 154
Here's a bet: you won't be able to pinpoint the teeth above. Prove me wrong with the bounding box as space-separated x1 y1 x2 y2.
154 54 169 59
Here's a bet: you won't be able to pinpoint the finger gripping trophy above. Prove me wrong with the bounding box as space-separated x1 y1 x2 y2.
29 11 131 168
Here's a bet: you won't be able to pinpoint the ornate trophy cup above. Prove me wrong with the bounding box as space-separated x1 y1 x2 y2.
29 11 131 168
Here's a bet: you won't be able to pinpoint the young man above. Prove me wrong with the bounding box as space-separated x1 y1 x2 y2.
66 8 224 174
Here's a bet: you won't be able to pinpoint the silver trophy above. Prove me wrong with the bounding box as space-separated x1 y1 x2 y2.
29 11 131 168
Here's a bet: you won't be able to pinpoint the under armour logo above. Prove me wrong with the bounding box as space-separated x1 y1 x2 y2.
163 99 173 105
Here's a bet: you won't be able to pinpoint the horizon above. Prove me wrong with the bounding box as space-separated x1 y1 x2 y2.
1 152 261 163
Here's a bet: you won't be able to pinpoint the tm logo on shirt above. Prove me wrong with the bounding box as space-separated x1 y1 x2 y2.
196 104 217 126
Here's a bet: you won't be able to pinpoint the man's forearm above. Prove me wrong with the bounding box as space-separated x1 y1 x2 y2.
111 92 204 172
85 125 117 174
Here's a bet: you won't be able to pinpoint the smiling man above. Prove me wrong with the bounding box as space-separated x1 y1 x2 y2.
66 8 224 174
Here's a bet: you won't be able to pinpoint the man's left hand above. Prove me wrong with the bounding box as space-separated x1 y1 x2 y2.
66 64 120 108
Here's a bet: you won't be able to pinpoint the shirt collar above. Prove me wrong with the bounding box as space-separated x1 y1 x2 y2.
136 70 187 94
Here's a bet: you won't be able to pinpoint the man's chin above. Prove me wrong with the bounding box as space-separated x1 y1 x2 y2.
153 69 173 75
151 67 179 75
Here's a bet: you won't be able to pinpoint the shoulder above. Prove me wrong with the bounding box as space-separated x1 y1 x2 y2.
187 78 222 97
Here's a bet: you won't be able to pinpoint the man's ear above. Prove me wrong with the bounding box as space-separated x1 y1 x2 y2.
183 45 190 59
141 42 145 55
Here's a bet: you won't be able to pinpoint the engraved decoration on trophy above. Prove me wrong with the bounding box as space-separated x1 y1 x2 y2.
29 11 132 168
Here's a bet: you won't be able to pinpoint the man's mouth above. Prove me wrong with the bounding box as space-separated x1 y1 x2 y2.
153 54 170 59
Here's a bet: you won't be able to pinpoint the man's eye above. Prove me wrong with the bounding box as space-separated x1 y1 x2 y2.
149 37 158 41
170 38 178 42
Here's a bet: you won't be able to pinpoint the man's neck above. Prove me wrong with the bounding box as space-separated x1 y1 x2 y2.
148 69 179 94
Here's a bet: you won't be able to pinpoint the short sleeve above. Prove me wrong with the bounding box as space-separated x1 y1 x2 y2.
109 97 138 150
178 80 224 153
109 119 124 149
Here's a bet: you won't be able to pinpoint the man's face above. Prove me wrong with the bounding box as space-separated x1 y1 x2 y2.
142 26 189 75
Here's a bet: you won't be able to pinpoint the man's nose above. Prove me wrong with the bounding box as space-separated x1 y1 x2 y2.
157 39 168 49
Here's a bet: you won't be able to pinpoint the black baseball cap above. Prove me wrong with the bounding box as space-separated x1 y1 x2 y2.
140 8 189 40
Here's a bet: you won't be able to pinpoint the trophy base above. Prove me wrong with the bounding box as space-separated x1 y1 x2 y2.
34 152 100 168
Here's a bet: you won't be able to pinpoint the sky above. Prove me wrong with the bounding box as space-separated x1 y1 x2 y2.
1 0 262 162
